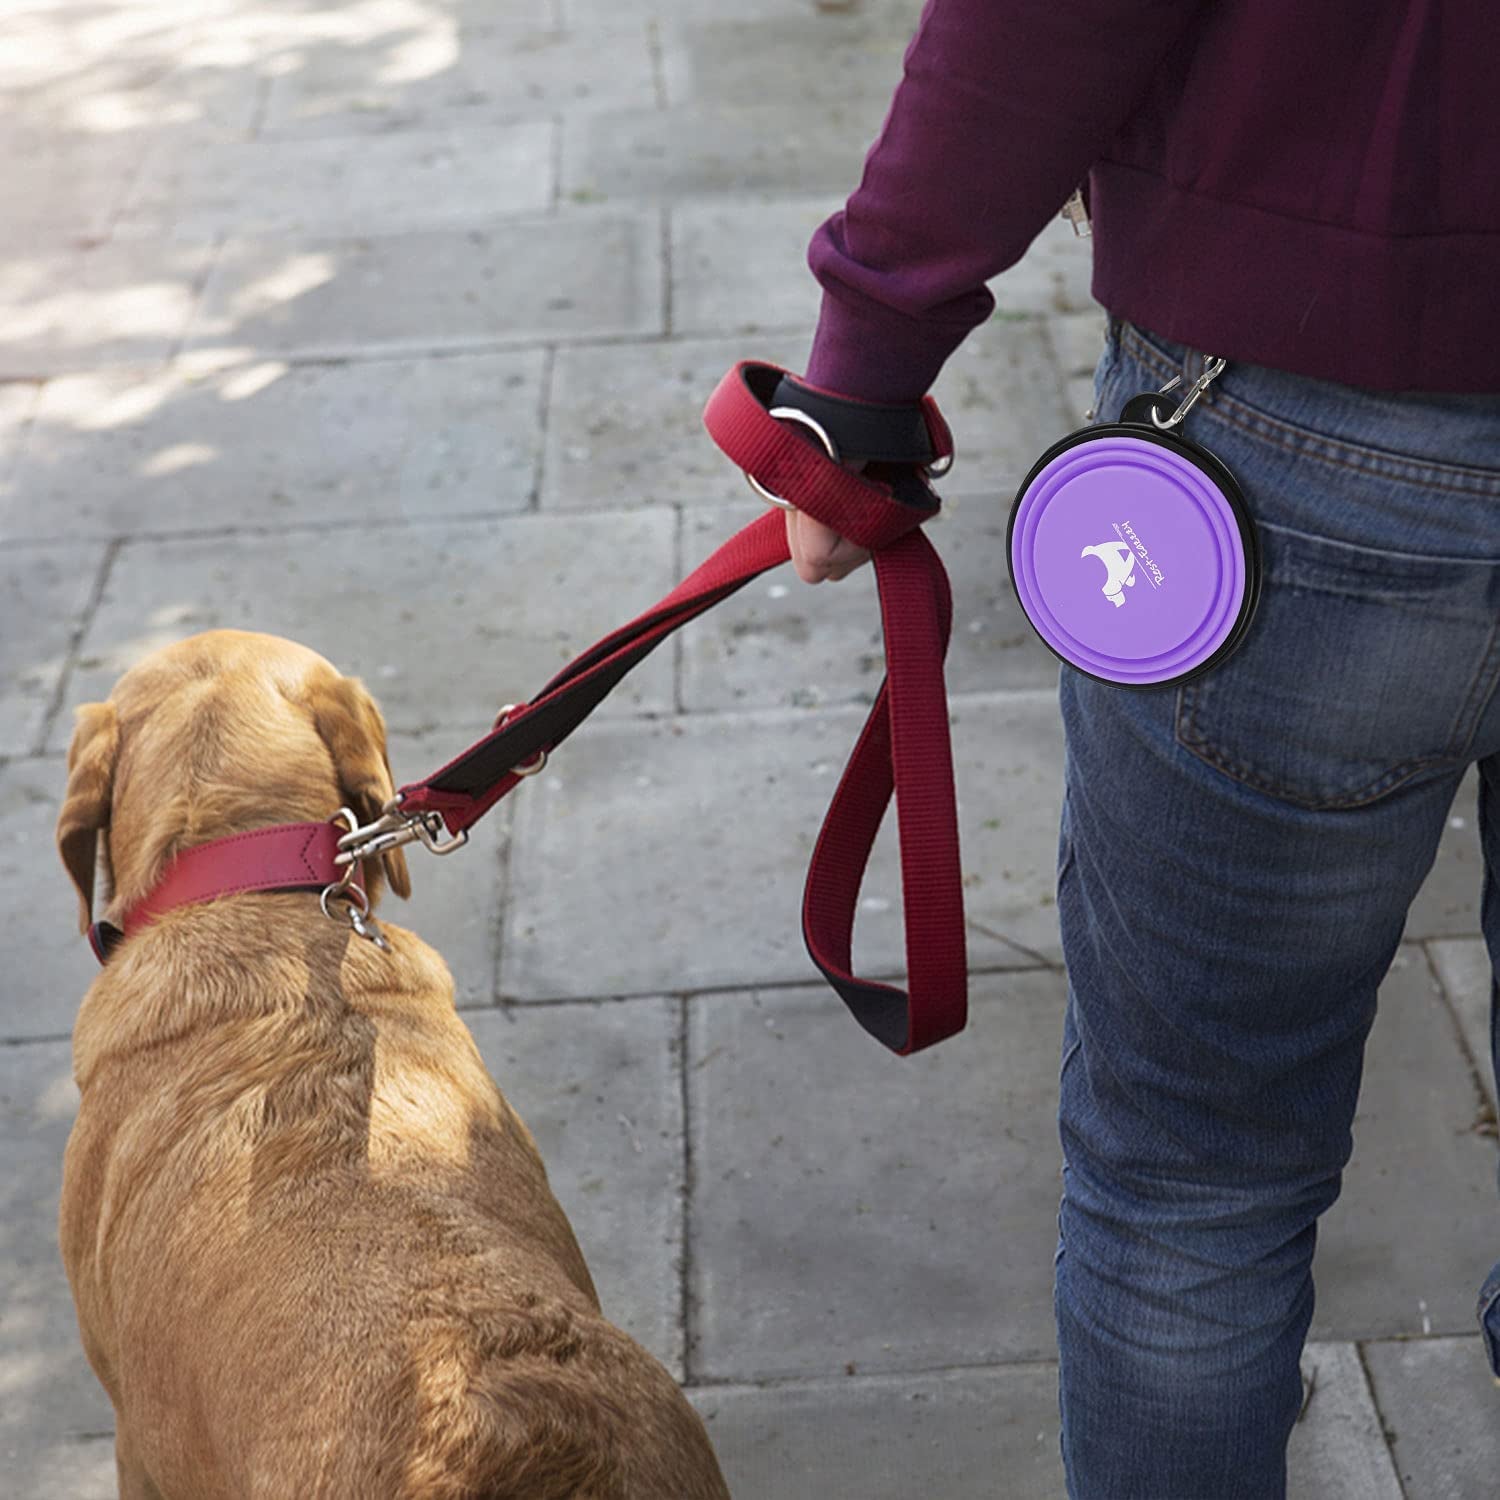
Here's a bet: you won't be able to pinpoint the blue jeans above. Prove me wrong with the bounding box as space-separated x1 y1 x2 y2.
1054 316 1500 1499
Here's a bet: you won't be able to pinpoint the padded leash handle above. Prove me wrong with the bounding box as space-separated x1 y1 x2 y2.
390 361 968 1055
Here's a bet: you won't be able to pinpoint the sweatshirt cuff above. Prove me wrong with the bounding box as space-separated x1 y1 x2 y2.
802 284 992 406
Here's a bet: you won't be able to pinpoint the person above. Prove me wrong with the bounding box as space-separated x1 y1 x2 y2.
765 2 1500 1495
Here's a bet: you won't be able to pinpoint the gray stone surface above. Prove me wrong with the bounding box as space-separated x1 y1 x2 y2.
0 380 39 494
0 758 100 1039
1430 937 1498 1112
7 3 1493 1492
680 497 1059 712
564 100 887 203
4 349 545 541
1310 948 1500 1341
59 509 679 743
386 725 509 1009
118 121 556 241
0 134 145 253
1289 1343 1405 1500
500 693 1066 1001
690 1365 1066 1500
0 1042 116 1481
670 195 844 338
186 209 664 362
466 998 685 1377
2 1434 117 1500
686 974 1066 1379
0 239 214 378
0 542 110 757
659 15 919 110
688 1343 1402 1500
541 332 811 511
1363 1335 1500 1500
261 21 656 137
1406 767 1484 939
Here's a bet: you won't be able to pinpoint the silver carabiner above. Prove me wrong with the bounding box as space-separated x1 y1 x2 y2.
1151 357 1227 430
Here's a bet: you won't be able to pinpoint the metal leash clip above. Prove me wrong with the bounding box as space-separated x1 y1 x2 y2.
332 793 469 869
323 807 390 950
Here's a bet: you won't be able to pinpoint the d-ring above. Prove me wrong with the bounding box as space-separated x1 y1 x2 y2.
744 407 840 512
495 704 547 777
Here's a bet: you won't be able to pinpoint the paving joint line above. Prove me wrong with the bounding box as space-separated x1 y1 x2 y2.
677 996 696 1384
1418 940 1499 1135
531 343 557 512
463 959 1059 1013
1353 1339 1411 1499
33 536 122 757
684 1351 1067 1392
167 232 230 367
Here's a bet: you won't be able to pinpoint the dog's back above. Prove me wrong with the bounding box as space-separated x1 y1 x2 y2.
61 904 728 1500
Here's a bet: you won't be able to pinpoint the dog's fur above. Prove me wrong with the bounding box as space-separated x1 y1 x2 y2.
55 630 730 1500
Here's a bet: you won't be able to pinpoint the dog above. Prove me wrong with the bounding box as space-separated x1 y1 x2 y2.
55 629 731 1500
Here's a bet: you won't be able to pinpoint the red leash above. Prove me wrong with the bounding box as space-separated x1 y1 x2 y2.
93 363 970 1056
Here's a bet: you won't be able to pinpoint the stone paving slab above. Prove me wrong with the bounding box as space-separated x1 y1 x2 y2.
260 21 658 137
0 1041 115 1480
0 379 38 489
658 14 918 110
680 498 1058 713
690 1364 1065 1500
386 725 507 1008
1406 769 1486 940
4 349 545 542
0 240 214 378
564 0 922 26
669 191 1094 343
58 508 679 743
1362 1335 1500 1500
5 1433 116 1500
465 998 684 1377
1 542 109 758
686 974 1066 1380
541 332 811 512
541 313 1072 520
1291 1342 1406 1500
0 134 148 253
669 196 847 338
499 693 1068 1001
185 209 664 362
688 1343 1401 1500
117 121 556 241
1309 949 1500 1342
564 102 888 205
0 758 99 1040
1430 937 1498 1112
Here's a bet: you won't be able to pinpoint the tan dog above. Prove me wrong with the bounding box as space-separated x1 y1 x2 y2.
55 630 730 1500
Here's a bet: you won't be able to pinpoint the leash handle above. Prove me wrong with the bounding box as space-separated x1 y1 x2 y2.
390 362 968 1054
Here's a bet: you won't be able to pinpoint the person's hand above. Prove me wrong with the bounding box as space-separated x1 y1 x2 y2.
784 457 872 584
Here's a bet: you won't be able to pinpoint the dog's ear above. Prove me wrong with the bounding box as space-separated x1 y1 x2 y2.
56 701 119 933
307 672 411 900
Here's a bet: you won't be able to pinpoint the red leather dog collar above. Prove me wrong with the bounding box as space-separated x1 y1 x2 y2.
89 820 361 964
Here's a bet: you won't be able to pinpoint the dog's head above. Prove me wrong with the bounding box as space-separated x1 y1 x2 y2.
56 630 411 934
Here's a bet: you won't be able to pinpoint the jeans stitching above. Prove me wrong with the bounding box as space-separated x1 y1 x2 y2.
1118 324 1500 496
1174 680 1455 810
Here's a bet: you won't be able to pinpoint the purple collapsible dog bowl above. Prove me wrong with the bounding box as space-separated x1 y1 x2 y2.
1007 392 1262 688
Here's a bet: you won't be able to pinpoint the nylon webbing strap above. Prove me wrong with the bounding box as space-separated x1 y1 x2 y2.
395 361 968 1055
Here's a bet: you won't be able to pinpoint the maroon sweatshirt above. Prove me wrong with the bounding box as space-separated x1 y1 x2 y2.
803 0 1500 401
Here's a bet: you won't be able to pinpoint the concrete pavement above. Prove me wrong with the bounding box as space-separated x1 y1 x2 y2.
3 1 1498 1494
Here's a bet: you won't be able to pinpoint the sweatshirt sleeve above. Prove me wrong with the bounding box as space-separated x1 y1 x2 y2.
803 0 1210 404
